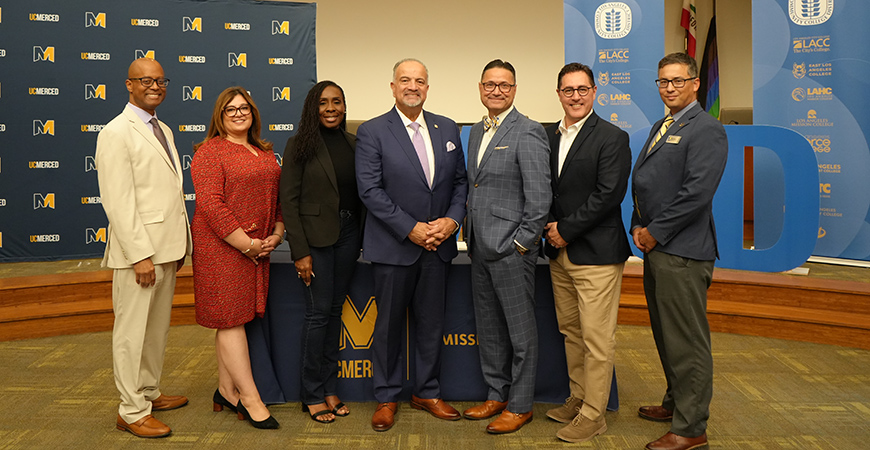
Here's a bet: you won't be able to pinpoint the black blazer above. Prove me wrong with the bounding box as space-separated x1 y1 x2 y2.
280 130 357 260
544 111 632 265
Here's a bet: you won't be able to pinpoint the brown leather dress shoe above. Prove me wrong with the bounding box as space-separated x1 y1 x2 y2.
638 405 673 422
116 414 171 438
646 432 708 450
151 394 189 411
462 400 508 420
371 402 397 432
485 410 533 434
410 395 460 420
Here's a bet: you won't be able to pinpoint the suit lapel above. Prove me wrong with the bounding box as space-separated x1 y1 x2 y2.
558 112 598 182
645 104 701 160
387 108 430 188
124 107 178 174
313 140 339 193
468 123 483 182
424 111 443 190
478 109 517 171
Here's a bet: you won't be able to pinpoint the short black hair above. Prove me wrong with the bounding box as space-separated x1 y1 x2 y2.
557 62 595 89
658 52 698 78
481 59 516 83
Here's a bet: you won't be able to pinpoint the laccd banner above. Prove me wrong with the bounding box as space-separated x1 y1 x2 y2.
563 0 665 134
753 0 870 261
0 0 316 261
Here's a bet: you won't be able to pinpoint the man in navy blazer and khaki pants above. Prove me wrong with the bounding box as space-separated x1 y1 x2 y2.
356 58 468 432
463 59 551 434
631 52 728 450
543 63 632 443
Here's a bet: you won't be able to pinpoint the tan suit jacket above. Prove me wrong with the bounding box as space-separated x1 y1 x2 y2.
96 105 192 267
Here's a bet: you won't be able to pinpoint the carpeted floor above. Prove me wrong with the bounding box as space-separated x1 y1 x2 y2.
0 324 868 449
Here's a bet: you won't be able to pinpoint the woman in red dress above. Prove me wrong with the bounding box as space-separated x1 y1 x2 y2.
191 86 284 429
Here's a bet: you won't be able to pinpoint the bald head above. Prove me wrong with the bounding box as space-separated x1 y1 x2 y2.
128 57 163 78
126 58 166 115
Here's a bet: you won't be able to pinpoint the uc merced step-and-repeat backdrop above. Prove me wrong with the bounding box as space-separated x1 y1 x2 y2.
0 0 316 262
753 0 870 261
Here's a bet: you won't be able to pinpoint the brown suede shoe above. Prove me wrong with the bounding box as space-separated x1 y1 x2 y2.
410 395 460 421
371 402 397 432
116 414 171 438
151 394 189 411
638 405 673 422
546 396 583 423
485 410 533 434
462 400 508 420
646 432 708 450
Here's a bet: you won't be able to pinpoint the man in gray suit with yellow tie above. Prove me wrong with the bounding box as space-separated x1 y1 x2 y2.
463 59 551 434
631 52 728 450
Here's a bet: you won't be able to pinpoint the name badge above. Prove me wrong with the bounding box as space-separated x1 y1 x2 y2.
666 135 682 144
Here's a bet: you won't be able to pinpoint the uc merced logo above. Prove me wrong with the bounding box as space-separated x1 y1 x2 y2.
789 0 833 26
595 2 632 40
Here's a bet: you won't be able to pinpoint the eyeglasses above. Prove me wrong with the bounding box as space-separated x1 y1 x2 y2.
559 86 592 97
128 77 170 88
482 82 515 93
223 104 252 117
654 77 696 88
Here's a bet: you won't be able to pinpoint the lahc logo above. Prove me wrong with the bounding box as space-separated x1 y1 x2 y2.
33 46 55 62
183 86 202 101
33 120 55 136
85 84 106 100
85 12 105 28
183 16 202 32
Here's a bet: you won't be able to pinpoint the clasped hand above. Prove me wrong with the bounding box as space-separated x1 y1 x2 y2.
409 218 456 251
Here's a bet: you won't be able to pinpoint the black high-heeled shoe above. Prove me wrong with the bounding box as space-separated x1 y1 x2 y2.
237 400 280 429
213 389 238 414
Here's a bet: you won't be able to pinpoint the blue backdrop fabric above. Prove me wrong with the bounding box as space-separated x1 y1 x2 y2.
0 0 316 261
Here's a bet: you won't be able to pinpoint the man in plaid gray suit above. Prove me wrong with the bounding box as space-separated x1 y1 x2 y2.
462 59 551 434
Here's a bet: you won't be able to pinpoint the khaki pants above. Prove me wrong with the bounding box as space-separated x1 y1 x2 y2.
549 249 624 421
112 262 177 423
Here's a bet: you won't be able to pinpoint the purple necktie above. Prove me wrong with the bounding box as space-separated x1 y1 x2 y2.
150 118 176 171
409 122 431 186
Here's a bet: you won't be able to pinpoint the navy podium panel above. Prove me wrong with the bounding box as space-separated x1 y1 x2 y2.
247 254 618 409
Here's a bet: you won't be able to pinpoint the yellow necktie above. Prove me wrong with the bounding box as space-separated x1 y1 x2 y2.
647 115 674 154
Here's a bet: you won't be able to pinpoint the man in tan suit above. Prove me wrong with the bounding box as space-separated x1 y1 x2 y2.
96 58 192 438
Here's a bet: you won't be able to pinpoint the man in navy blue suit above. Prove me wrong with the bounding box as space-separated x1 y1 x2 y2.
631 52 728 450
356 58 468 432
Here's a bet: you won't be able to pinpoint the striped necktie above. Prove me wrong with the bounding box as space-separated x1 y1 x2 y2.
647 115 674 154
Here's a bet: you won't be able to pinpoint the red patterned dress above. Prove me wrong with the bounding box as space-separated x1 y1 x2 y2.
191 136 282 329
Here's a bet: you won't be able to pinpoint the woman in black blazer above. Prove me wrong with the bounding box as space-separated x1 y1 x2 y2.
279 81 360 423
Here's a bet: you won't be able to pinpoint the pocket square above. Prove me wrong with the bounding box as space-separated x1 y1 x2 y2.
446 141 456 152
494 146 509 150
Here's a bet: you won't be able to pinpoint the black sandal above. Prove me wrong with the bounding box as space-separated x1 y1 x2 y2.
331 402 350 417
302 404 335 423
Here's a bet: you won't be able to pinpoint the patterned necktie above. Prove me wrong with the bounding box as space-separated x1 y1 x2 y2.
484 116 499 132
149 118 176 170
647 115 674 154
409 122 431 186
